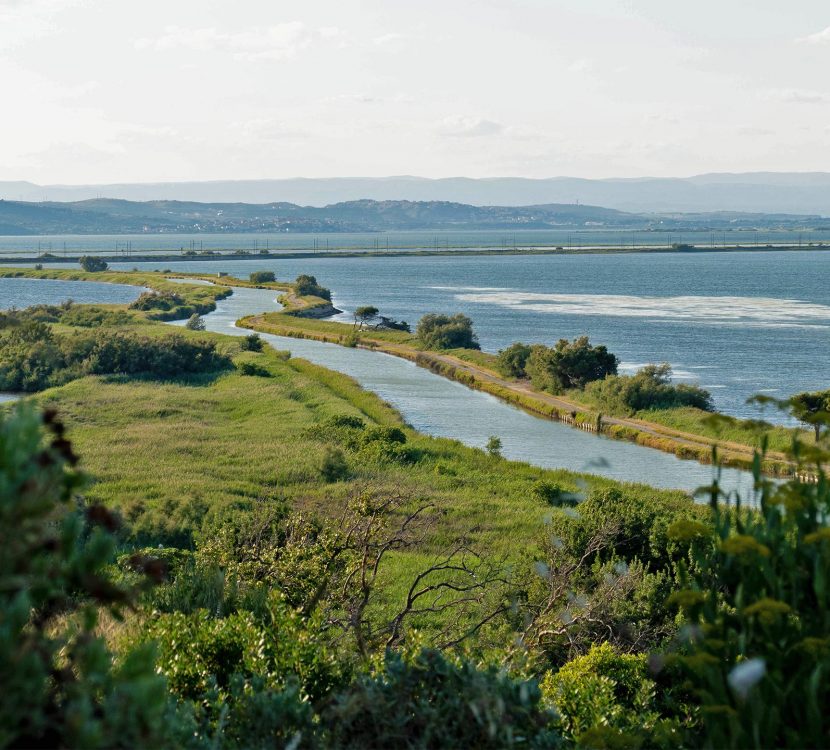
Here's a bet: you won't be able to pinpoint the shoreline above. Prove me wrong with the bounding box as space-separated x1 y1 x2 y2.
0 266 814 479
1 243 830 266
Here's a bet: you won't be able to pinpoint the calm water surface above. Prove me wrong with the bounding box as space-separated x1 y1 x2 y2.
0 277 143 309
112 250 830 422
190 284 759 497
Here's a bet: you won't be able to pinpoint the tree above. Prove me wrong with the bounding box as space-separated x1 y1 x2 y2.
416 313 480 350
79 255 108 272
790 389 830 441
249 270 276 284
185 313 206 331
294 275 331 300
353 305 379 330
525 336 618 393
497 342 532 378
486 435 502 457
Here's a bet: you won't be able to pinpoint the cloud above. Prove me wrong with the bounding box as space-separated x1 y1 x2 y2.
373 32 406 46
438 116 504 138
135 22 342 61
769 88 830 104
797 26 830 44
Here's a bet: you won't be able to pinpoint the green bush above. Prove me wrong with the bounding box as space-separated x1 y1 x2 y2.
667 432 830 749
320 446 350 481
237 361 271 378
416 312 480 350
0 327 232 391
130 291 185 312
295 274 331 300
497 342 533 378
249 270 276 284
185 313 206 330
322 649 559 749
0 404 190 749
79 255 108 272
585 363 713 415
525 337 618 393
240 333 264 352
541 643 681 746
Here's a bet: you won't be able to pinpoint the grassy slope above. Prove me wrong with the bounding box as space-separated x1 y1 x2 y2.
22 316 691 610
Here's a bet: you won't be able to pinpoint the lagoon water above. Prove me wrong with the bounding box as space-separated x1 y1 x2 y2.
113 250 830 422
187 283 759 497
0 276 143 309
0 267 782 495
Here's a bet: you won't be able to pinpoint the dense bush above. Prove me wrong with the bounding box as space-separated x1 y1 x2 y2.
667 431 830 749
322 649 559 749
239 333 264 352
294 274 332 300
185 313 206 330
541 642 682 746
0 325 231 391
525 337 618 393
585 363 714 415
249 271 276 284
130 291 186 312
416 312 480 350
0 405 189 749
497 342 533 377
79 255 108 272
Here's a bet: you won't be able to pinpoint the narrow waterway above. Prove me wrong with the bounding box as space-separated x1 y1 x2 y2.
189 284 760 498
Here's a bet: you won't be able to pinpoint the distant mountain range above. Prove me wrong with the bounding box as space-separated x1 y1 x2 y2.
3 173 830 214
0 197 826 236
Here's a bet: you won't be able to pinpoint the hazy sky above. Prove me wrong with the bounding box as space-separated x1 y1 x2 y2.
2 0 830 183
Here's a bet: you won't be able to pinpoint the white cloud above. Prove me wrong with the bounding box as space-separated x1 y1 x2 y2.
373 32 406 46
438 116 504 138
769 88 830 104
134 22 341 61
797 26 830 44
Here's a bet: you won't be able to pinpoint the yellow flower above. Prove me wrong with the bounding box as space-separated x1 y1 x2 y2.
742 598 791 624
667 519 711 542
719 534 770 558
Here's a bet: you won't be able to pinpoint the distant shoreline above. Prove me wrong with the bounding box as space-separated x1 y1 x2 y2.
2 243 830 265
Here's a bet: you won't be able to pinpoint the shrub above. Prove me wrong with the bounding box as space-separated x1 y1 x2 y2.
240 333 264 352
79 255 108 272
497 342 533 378
667 429 830 749
294 274 331 300
249 271 276 284
541 642 676 746
185 313 206 330
237 361 271 378
322 649 559 749
486 435 503 457
0 404 188 749
130 291 185 312
416 312 480 350
525 337 618 393
320 446 350 482
585 363 714 415
531 480 569 506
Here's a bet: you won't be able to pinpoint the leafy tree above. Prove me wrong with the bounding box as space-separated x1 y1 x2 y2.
294 275 332 300
525 336 618 393
416 313 480 350
486 435 503 457
0 404 190 749
185 313 206 331
249 271 276 284
497 342 532 378
352 305 379 330
790 389 830 441
79 255 108 272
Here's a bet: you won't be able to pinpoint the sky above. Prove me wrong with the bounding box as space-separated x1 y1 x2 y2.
1 0 830 183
